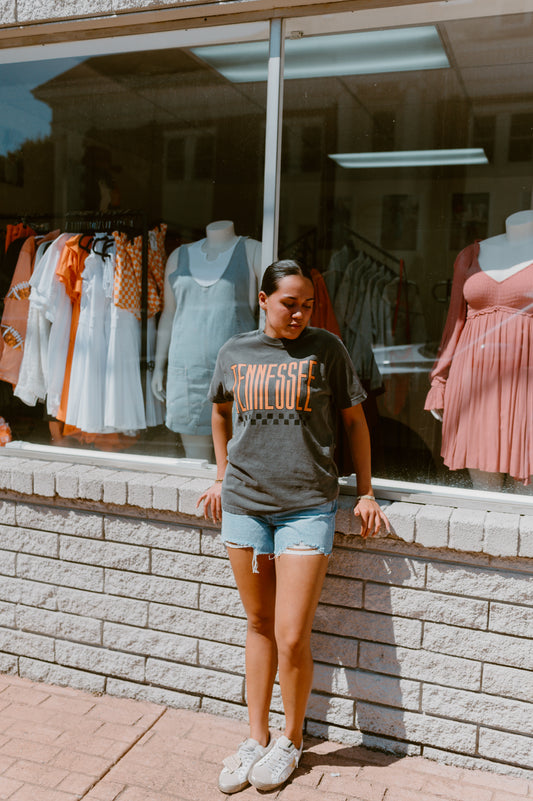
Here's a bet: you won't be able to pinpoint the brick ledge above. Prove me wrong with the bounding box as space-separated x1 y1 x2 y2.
1 456 532 562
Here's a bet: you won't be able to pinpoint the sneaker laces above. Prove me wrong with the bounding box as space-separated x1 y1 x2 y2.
222 740 258 773
266 740 299 777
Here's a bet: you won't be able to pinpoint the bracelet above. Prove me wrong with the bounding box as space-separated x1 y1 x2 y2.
214 478 224 483
356 494 376 502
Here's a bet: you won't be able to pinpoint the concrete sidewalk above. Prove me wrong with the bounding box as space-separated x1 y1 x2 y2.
0 674 530 801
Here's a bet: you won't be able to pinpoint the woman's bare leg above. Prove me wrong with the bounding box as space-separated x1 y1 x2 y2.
226 547 278 746
274 553 329 748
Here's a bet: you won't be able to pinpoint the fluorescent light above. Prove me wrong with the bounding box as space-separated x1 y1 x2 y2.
329 149 489 168
191 26 449 83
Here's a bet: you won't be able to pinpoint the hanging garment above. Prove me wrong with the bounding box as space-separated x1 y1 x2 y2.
0 237 27 324
46 242 77 419
425 242 533 482
324 252 383 391
55 235 92 425
165 236 256 435
310 268 342 337
65 244 111 433
104 305 146 433
104 242 146 433
323 242 356 301
1 235 39 385
0 230 58 387
101 239 164 433
4 223 35 253
14 234 71 407
112 224 167 319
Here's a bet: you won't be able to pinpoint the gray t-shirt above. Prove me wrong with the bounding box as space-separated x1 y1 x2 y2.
208 327 367 514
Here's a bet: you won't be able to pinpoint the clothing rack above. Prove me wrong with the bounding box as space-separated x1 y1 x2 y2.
342 226 411 342
64 209 147 235
280 228 318 266
64 209 150 402
0 212 57 223
0 212 59 241
344 225 403 270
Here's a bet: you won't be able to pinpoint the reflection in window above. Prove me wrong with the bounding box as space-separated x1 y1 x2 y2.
372 111 396 152
508 113 533 163
166 137 186 181
0 39 267 458
279 13 533 493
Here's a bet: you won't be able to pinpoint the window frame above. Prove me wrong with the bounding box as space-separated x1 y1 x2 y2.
2 0 533 514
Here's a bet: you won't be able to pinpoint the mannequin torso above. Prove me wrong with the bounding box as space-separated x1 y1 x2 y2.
189 220 240 286
478 210 533 281
151 220 262 450
429 209 533 422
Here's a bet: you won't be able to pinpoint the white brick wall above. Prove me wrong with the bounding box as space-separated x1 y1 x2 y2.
0 457 532 778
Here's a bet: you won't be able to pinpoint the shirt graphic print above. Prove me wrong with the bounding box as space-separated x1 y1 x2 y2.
210 327 366 515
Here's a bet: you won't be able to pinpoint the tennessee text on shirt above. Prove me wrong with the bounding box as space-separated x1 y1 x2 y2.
230 360 318 413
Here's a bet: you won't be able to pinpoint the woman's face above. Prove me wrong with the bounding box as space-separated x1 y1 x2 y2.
259 274 315 339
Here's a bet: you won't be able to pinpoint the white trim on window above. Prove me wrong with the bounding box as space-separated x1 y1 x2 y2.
287 0 533 37
3 441 533 513
0 21 269 65
261 17 285 271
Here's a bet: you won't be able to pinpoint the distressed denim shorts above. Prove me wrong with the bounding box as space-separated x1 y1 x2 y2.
221 500 337 572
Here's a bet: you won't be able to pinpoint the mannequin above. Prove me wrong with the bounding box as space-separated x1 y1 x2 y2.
152 220 262 460
425 210 533 490
478 209 533 279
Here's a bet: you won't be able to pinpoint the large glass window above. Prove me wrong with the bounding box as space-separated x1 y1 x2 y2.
278 9 533 493
0 28 268 458
2 4 533 496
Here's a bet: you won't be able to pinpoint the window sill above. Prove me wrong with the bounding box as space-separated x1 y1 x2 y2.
1 444 532 562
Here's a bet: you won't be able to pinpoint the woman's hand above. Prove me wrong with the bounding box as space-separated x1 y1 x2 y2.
354 496 391 539
197 482 223 523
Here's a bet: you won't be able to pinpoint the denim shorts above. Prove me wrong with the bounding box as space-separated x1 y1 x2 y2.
221 500 337 572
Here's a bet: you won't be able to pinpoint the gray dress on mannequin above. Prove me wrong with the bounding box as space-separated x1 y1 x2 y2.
165 236 256 435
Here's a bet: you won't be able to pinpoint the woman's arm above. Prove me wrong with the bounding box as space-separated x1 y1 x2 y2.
340 404 390 539
196 401 233 523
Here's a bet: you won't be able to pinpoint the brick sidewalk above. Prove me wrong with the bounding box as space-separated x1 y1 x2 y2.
0 674 530 801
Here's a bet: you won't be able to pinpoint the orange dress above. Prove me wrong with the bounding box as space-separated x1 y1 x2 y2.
55 235 91 425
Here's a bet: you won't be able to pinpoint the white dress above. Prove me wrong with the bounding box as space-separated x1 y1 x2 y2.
14 234 72 414
104 245 146 433
14 240 54 406
65 243 111 432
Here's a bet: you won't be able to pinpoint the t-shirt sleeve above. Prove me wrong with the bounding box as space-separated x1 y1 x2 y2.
327 336 367 409
208 348 234 403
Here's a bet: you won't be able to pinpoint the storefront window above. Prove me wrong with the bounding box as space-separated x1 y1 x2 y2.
279 9 533 493
0 28 268 459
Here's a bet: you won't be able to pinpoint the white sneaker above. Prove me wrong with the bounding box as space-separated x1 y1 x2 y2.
249 735 303 791
218 737 274 794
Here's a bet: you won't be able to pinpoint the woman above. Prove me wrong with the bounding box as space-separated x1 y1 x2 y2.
198 260 390 794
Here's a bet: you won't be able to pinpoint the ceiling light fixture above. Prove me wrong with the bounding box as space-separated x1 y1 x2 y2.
191 25 449 83
329 148 489 168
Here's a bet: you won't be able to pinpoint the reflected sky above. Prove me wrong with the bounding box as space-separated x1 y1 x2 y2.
0 57 84 155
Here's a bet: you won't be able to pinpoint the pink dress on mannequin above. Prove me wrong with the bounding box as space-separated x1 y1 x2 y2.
425 242 533 482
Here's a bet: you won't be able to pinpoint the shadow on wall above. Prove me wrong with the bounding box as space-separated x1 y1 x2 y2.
307 542 417 756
